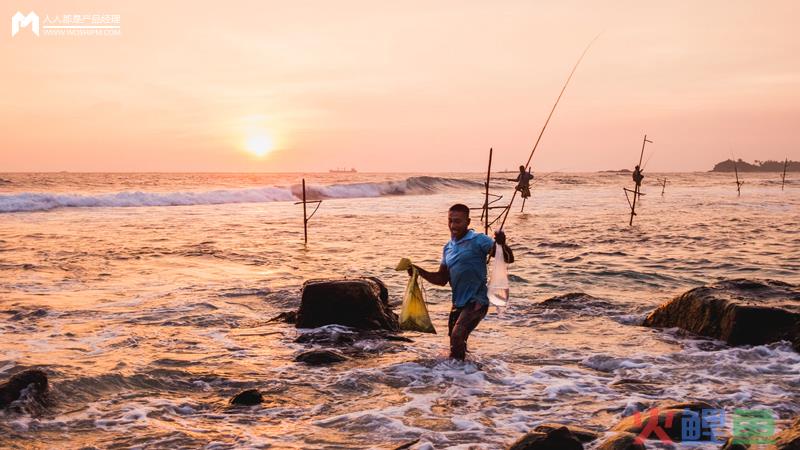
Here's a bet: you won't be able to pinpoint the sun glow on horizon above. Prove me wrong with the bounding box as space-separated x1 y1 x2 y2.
245 133 275 157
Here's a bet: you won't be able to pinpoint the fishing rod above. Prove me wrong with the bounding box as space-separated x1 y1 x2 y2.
642 147 657 171
496 33 600 231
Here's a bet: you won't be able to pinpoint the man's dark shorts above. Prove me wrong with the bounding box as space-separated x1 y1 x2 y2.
448 300 489 360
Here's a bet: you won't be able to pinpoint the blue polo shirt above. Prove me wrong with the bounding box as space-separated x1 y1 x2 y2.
442 229 494 308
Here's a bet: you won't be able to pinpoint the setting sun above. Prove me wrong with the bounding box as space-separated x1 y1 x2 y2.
245 133 275 157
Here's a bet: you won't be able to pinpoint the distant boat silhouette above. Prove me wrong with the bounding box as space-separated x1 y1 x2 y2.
329 168 357 173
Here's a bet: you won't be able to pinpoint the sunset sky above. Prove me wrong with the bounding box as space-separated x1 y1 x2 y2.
2 0 798 172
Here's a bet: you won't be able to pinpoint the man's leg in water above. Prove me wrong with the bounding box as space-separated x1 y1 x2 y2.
449 301 488 360
448 307 462 337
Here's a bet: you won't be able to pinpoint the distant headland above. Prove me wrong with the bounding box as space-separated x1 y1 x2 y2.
711 159 799 172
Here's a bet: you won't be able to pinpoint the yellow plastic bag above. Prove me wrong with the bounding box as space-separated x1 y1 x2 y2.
395 258 436 334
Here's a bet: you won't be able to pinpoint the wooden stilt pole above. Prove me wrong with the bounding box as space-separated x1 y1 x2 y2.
302 178 308 244
294 178 322 245
782 158 788 191
628 184 639 226
483 148 493 235
628 134 651 226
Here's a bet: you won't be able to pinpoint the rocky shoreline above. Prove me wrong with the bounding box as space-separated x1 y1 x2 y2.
4 277 798 449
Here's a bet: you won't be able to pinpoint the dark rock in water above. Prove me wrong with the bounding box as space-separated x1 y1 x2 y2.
540 293 615 311
643 279 800 352
365 276 389 303
295 326 358 346
610 400 717 443
295 325 413 346
230 389 263 406
295 349 348 365
383 334 413 343
595 432 645 450
0 369 48 408
267 311 297 324
296 278 399 331
532 423 599 443
508 426 583 450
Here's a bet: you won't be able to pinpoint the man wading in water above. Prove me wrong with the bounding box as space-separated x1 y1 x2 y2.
410 204 514 360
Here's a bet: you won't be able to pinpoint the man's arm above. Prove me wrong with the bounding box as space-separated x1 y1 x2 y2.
413 263 449 286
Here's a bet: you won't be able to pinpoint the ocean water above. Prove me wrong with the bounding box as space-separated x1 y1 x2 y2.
0 172 798 449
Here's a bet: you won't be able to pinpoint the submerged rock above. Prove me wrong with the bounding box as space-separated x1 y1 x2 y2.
540 292 615 311
230 389 263 406
267 311 297 324
295 325 413 346
294 349 348 365
532 423 599 443
595 432 645 450
643 279 800 351
0 369 48 408
295 325 358 346
296 278 399 331
508 426 584 450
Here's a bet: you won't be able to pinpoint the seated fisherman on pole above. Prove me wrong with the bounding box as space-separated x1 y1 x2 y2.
632 165 644 188
409 204 513 360
508 165 533 199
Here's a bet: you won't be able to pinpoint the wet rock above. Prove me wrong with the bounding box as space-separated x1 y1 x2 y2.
643 279 800 351
294 349 348 365
295 325 413 346
508 426 583 450
296 278 399 331
267 311 297 324
383 334 413 343
540 292 614 310
230 389 263 406
595 432 645 450
532 423 599 443
295 325 358 346
610 400 717 443
0 369 48 408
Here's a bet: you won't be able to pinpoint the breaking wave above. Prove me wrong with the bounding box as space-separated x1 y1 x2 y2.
0 176 480 213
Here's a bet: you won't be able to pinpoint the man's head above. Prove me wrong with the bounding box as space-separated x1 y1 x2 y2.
519 165 526 172
448 204 470 240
